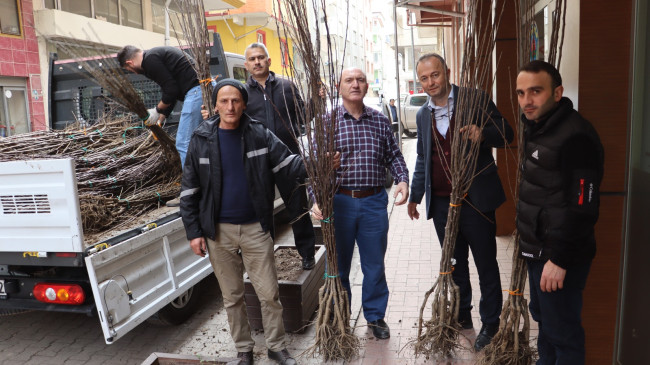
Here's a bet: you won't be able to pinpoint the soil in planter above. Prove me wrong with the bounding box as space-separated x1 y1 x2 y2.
275 247 304 281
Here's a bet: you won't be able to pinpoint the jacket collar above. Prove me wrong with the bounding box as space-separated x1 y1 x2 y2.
522 97 573 136
246 71 276 88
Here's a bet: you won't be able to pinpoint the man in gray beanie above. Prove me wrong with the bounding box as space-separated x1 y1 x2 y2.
180 79 303 365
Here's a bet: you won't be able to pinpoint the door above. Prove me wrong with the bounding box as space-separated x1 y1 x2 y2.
0 86 30 137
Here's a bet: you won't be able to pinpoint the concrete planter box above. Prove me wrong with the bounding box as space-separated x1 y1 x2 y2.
244 245 325 333
141 352 235 365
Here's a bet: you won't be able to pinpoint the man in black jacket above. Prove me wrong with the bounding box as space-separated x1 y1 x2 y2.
180 79 302 365
243 42 316 270
516 60 603 365
118 45 203 207
407 53 514 351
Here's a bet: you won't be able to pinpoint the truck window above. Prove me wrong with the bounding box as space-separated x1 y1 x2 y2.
232 66 248 83
410 95 428 106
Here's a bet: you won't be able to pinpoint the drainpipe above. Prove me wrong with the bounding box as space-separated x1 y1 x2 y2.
164 0 172 46
393 0 402 147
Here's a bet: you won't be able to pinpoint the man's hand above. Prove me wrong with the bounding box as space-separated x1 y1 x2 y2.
407 202 420 220
201 105 210 120
311 203 323 220
145 108 165 126
190 237 207 257
393 181 409 205
330 151 341 170
540 260 566 292
459 125 483 142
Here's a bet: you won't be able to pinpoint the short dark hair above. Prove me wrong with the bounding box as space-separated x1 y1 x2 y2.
519 60 562 90
416 53 448 72
389 99 395 102
117 45 141 67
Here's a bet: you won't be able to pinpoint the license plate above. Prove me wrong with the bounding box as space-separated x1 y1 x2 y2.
0 279 5 295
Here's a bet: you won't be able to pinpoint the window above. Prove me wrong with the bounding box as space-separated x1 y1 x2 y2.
94 0 119 24
50 0 144 30
279 38 289 68
0 0 21 36
232 66 248 83
256 30 266 45
0 78 30 137
121 0 142 29
61 0 91 17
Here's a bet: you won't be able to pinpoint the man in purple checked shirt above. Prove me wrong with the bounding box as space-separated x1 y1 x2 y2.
312 67 409 340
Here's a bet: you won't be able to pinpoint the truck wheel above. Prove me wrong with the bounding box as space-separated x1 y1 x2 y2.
151 280 204 325
401 123 417 138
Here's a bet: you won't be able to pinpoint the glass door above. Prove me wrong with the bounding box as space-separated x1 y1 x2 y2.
0 87 30 136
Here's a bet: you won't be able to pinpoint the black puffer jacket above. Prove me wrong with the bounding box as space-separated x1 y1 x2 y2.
180 113 306 241
245 72 304 153
517 97 604 268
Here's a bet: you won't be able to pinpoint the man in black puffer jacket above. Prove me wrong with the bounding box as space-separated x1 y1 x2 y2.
243 42 317 271
516 60 604 365
180 79 302 365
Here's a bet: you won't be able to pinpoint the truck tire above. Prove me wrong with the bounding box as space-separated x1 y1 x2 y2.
150 280 204 325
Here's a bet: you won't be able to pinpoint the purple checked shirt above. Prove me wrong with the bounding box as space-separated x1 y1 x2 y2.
333 105 409 188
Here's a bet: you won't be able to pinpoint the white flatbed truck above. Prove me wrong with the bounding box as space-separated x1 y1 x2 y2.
0 158 211 344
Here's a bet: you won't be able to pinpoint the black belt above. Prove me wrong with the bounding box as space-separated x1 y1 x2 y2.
338 186 383 198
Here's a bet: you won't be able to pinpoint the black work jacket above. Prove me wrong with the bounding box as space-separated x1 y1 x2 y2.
179 113 306 241
517 97 604 268
142 46 199 115
245 72 304 153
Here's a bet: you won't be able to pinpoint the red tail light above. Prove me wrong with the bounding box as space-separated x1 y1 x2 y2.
33 283 85 305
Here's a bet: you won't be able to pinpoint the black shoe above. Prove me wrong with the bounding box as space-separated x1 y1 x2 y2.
267 348 297 365
458 311 474 329
302 256 315 270
233 351 253 365
368 319 390 339
474 323 499 352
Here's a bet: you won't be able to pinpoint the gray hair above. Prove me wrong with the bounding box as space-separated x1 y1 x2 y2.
245 43 269 57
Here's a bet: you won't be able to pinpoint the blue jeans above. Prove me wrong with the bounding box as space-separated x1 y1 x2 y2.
528 259 591 365
176 85 203 167
333 189 389 322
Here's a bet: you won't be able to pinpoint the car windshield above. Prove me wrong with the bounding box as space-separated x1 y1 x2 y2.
410 95 428 106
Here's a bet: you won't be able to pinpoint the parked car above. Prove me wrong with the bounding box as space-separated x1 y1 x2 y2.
399 93 428 137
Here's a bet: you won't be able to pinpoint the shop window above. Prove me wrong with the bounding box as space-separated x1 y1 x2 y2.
49 0 144 30
121 0 142 29
0 0 21 36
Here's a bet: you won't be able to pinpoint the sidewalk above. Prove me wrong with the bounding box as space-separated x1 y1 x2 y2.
266 138 536 364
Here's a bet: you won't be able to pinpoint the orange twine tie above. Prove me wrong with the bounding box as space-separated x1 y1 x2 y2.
440 266 455 275
504 289 523 296
449 193 468 207
199 77 213 85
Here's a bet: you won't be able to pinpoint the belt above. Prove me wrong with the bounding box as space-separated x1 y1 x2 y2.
337 186 383 198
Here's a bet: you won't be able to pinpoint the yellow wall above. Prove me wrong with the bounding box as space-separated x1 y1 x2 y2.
207 19 294 77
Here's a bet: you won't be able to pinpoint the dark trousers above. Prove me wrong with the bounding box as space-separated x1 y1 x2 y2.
431 195 502 325
286 184 316 260
334 189 389 322
528 259 591 365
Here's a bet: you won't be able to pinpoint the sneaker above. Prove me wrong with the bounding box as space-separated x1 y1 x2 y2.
267 348 296 365
166 197 180 207
474 323 499 351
